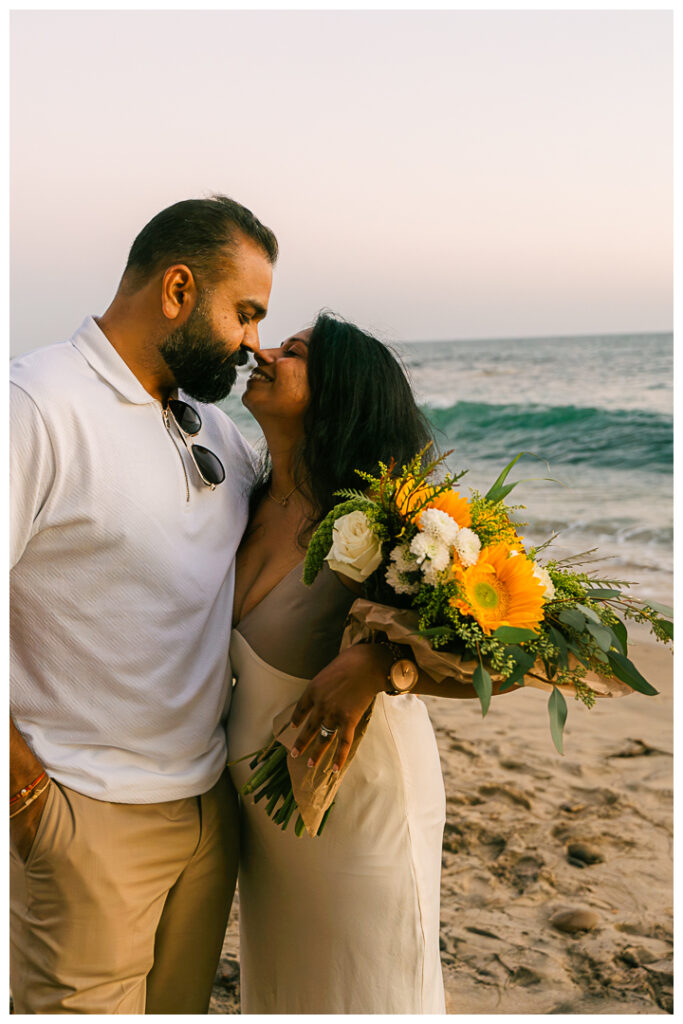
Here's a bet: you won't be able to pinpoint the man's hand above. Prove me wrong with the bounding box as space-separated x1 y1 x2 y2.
289 643 393 773
10 786 50 862
10 717 49 862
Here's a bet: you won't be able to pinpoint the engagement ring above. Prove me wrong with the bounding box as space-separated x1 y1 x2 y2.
319 723 337 739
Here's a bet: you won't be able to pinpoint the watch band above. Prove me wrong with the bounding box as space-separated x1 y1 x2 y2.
373 637 406 663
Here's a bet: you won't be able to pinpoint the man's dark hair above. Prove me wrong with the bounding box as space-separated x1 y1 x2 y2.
123 194 278 289
251 312 434 532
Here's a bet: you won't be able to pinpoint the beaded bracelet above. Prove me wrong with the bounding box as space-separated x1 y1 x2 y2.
9 778 51 819
10 770 47 807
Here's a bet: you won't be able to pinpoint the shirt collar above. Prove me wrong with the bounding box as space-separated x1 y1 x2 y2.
70 315 160 406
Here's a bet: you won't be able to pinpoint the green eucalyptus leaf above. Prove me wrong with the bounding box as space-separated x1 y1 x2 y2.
501 646 535 688
658 619 674 641
584 588 621 599
548 626 569 668
642 600 674 618
548 687 568 755
586 622 613 652
610 618 628 655
472 663 493 717
459 648 478 664
607 651 659 695
565 640 590 667
558 608 586 632
576 603 602 624
492 626 539 643
542 658 558 681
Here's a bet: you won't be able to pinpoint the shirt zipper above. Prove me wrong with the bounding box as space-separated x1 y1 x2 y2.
162 408 191 503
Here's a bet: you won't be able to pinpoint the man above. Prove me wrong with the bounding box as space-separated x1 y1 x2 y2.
10 195 276 1013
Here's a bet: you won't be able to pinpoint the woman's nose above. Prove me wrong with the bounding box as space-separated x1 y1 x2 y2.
255 348 277 365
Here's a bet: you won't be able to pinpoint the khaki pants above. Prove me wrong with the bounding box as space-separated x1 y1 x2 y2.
10 770 239 1014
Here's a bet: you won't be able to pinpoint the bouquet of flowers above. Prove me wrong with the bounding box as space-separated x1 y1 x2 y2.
241 447 672 836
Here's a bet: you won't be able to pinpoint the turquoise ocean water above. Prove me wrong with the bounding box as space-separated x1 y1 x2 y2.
221 332 673 603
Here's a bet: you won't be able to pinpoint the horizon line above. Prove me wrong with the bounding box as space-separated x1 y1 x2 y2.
395 328 673 346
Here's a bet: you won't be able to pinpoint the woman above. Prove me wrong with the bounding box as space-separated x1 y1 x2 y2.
228 314 464 1013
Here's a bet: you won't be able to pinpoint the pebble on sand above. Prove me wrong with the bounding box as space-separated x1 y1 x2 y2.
550 909 600 934
567 842 604 865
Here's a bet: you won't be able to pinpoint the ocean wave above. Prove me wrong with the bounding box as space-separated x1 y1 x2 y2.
423 401 672 471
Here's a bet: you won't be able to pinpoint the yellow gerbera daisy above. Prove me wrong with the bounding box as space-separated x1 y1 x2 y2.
451 542 545 635
420 489 471 529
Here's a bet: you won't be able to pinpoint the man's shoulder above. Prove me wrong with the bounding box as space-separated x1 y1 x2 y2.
11 340 83 401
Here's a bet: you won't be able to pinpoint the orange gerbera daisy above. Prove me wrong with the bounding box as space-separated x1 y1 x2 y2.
451 542 545 635
420 489 472 529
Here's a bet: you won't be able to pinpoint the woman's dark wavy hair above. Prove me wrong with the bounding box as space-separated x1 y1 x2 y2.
252 313 434 533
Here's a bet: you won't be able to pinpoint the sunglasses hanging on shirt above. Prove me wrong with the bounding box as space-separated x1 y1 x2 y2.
167 399 226 488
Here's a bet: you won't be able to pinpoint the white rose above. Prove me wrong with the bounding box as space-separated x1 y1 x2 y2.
325 510 383 582
453 527 481 568
532 563 555 600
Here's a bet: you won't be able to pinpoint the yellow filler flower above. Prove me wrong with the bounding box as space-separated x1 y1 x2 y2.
451 542 545 635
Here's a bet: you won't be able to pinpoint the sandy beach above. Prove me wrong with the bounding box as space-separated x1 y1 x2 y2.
211 627 673 1014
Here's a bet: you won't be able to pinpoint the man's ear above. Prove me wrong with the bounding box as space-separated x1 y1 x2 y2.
160 265 197 321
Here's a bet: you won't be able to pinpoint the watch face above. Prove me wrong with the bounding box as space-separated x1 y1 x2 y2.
390 658 419 692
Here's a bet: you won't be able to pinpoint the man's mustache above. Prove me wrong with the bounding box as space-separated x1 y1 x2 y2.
228 346 251 368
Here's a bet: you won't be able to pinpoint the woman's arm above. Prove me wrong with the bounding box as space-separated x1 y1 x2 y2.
290 642 521 772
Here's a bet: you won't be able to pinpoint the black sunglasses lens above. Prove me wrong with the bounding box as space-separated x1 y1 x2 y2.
168 399 202 436
192 445 226 486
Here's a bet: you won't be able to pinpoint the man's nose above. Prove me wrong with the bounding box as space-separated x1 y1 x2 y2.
242 323 261 355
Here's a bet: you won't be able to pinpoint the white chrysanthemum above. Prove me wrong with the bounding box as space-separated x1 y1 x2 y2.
385 563 420 596
389 542 416 573
532 563 555 600
410 532 450 571
418 507 460 546
453 527 481 568
421 561 443 586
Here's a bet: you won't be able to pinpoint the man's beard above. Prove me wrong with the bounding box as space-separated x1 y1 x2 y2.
159 296 249 404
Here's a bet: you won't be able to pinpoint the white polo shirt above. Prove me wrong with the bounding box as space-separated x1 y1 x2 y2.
10 316 257 803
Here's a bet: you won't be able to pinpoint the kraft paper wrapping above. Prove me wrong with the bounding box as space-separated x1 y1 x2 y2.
341 598 633 699
269 598 631 838
272 700 374 838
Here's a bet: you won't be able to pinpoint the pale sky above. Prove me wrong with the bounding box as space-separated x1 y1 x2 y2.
10 9 673 355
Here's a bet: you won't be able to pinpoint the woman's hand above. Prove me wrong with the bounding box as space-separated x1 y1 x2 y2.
289 643 393 773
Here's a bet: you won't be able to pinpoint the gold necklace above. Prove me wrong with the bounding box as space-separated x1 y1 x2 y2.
267 484 298 508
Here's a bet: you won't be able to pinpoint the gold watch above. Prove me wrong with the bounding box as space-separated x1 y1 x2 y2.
374 638 419 695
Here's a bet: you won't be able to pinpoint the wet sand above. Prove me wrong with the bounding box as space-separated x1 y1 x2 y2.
211 630 673 1014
